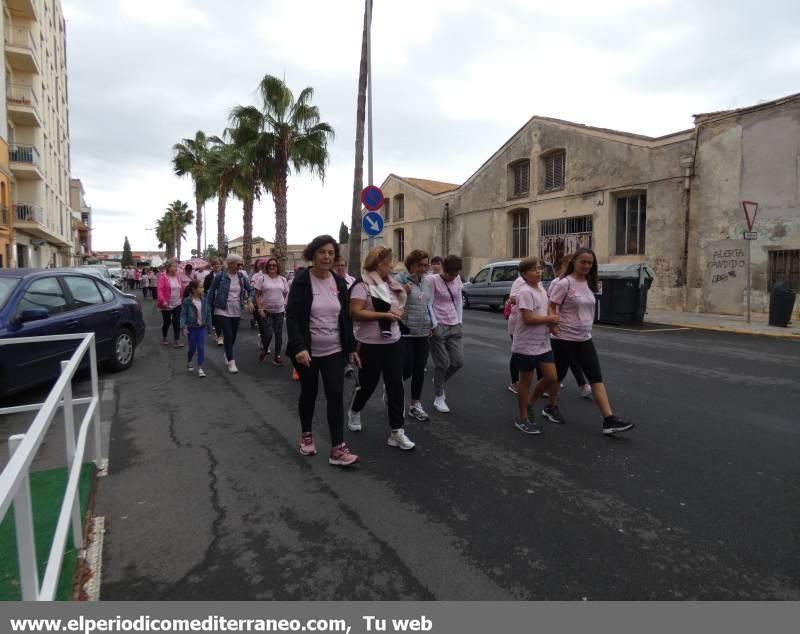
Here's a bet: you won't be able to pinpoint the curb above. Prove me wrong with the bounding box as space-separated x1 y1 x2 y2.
645 321 800 340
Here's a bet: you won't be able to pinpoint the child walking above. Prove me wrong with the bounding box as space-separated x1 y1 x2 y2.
180 281 212 378
511 256 560 434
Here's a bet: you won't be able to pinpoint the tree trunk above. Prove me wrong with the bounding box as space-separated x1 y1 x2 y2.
272 163 289 266
348 0 369 277
195 195 203 257
217 188 227 258
242 188 255 270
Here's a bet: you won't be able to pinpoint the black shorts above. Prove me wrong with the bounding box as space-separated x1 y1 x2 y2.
510 350 554 372
551 338 603 384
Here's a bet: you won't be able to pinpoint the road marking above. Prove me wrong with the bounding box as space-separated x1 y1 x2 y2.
595 325 691 333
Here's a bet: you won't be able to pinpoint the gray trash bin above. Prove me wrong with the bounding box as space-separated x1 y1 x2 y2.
595 264 655 325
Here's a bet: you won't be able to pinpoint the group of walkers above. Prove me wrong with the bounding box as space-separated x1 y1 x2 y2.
152 234 633 469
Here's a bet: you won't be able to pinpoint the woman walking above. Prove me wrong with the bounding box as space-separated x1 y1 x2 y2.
543 248 634 435
140 267 150 299
285 235 360 466
401 249 436 421
510 257 560 434
180 280 212 377
428 255 464 413
347 246 415 451
157 261 187 347
207 253 255 374
253 257 289 366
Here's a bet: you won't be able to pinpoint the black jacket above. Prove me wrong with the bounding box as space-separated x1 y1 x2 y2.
285 267 356 359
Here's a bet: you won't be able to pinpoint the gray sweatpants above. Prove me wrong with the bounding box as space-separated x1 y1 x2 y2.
429 323 464 396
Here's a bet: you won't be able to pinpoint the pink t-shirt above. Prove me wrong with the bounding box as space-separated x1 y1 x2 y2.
350 281 401 344
431 274 463 326
215 273 243 318
512 284 551 356
256 274 288 313
548 276 596 342
309 273 342 357
506 276 527 336
167 276 182 309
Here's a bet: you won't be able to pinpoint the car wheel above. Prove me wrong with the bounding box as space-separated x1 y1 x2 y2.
462 293 470 309
108 327 135 372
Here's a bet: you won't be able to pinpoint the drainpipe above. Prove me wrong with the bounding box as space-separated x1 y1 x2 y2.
442 202 450 256
680 136 699 311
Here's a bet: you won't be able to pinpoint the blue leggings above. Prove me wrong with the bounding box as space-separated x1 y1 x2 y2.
187 326 206 366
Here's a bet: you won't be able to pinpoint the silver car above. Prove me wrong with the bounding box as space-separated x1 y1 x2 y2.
462 259 555 310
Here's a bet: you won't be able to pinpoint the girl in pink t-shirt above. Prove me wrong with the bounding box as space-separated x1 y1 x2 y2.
544 249 634 436
510 257 560 434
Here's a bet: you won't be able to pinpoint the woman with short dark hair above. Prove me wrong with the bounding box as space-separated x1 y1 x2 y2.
286 235 360 466
253 256 289 366
207 253 255 374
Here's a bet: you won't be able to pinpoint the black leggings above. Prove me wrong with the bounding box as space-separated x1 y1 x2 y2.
551 338 603 384
351 341 405 430
217 316 241 361
295 351 346 446
403 336 429 401
255 311 285 355
160 307 181 341
510 335 587 386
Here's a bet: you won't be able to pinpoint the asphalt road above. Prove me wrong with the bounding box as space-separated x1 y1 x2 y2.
92 302 800 600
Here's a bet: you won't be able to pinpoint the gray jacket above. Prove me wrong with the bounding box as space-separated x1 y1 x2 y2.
401 273 437 337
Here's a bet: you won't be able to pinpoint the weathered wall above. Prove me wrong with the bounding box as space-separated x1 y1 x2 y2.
687 101 800 313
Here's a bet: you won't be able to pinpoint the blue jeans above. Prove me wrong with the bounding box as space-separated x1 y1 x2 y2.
187 326 206 366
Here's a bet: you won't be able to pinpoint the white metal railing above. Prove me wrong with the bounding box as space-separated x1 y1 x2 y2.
6 82 39 107
0 332 105 601
14 202 45 224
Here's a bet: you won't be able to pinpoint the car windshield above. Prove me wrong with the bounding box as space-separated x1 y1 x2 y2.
0 278 21 310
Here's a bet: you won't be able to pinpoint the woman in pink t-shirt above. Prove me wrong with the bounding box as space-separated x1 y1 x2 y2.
156 261 187 347
348 246 415 451
254 257 289 366
544 249 634 436
285 235 360 467
511 257 560 434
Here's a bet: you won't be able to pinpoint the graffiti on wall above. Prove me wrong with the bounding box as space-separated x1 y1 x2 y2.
703 239 747 315
538 233 592 265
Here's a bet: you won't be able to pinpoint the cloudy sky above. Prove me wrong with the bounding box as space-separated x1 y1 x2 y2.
62 0 800 254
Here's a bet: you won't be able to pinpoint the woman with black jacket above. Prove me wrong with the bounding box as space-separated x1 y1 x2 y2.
286 235 361 467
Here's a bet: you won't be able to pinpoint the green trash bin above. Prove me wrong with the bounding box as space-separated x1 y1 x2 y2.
594 264 654 325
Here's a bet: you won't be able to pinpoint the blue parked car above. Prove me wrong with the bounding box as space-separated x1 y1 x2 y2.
0 268 146 399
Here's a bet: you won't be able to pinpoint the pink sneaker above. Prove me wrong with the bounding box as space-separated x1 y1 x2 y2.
299 432 316 456
329 443 359 466
160 338 169 346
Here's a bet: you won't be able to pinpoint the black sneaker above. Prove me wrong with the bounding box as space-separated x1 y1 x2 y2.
542 405 566 424
603 416 635 435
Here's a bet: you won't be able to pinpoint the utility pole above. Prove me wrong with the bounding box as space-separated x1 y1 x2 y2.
366 0 375 250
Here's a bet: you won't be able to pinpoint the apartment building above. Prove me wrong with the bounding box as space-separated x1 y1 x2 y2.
69 177 91 261
2 0 73 268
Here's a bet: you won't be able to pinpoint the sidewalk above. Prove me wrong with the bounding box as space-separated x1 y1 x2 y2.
644 308 800 339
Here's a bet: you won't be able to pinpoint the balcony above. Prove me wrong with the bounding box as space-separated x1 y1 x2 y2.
4 27 40 74
13 202 70 247
15 202 44 224
5 0 38 20
6 83 42 127
9 144 43 180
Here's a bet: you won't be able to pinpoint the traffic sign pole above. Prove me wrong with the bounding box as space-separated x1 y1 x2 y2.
366 0 374 249
741 201 759 324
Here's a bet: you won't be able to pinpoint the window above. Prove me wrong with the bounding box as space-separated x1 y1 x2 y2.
543 151 566 191
491 266 518 283
511 160 530 197
255 248 261 255
768 250 800 291
17 277 68 316
64 276 104 307
615 193 647 255
472 268 490 284
540 216 593 237
384 198 391 222
394 195 405 220
511 209 529 258
97 283 114 303
394 229 405 263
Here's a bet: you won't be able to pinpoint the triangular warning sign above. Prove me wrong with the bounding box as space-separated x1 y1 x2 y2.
741 200 759 232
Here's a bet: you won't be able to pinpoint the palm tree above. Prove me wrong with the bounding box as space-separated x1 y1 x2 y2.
255 74 334 263
226 105 274 269
173 131 213 257
349 0 370 277
164 200 194 261
155 216 175 259
206 136 242 260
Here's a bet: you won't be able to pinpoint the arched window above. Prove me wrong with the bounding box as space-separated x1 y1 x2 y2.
509 160 530 198
394 194 405 220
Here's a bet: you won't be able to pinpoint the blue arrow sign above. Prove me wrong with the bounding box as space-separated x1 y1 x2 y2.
362 211 384 237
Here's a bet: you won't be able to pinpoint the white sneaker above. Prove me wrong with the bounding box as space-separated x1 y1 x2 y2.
347 410 362 432
580 384 593 399
216 336 223 346
227 360 238 374
197 368 207 378
433 395 450 413
187 363 194 373
387 428 415 450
